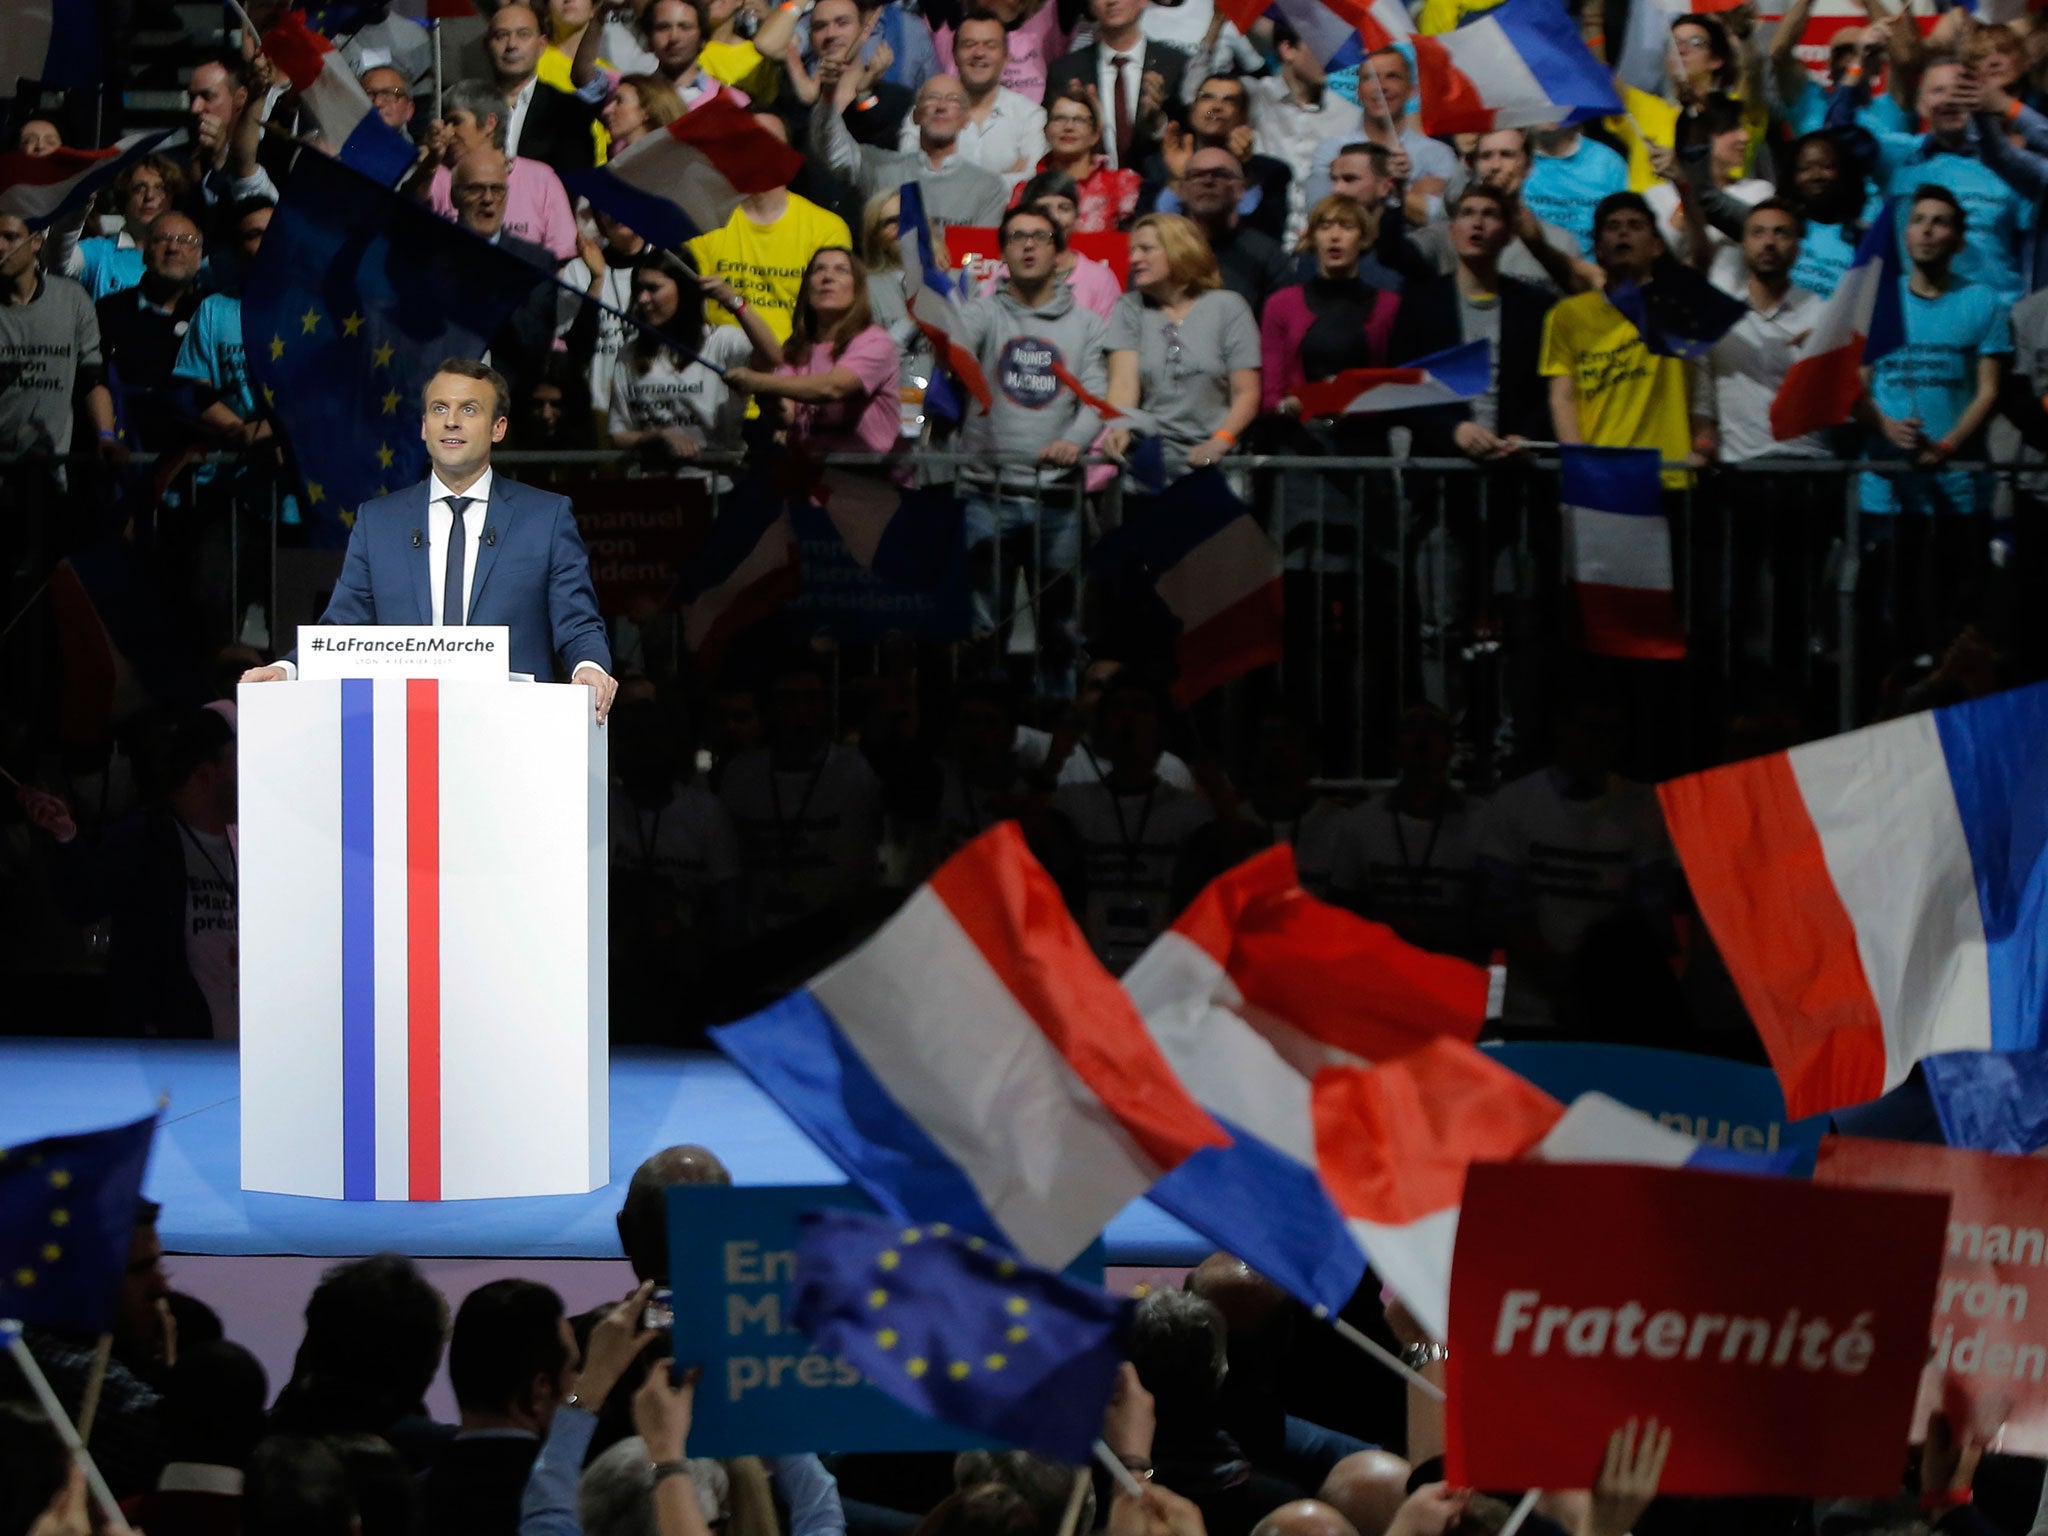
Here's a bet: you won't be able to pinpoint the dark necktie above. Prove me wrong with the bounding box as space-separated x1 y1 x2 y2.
443 495 474 626
1112 52 1134 167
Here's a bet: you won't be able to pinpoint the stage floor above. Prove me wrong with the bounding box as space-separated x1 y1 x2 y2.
0 1040 1208 1266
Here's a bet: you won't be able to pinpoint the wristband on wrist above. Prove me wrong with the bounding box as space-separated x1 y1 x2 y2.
98 429 117 441
1920 1489 1973 1514
724 295 748 314
651 1460 693 1484
1211 427 1236 446
2010 97 2025 122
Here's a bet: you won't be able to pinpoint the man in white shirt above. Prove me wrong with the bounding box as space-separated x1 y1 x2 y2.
1250 17 1338 248
1304 47 1458 226
900 13 1047 189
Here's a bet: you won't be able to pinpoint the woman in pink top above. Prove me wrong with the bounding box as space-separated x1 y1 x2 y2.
972 170 1123 318
727 247 902 455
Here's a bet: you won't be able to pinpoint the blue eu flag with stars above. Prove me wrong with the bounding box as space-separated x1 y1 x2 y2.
0 1115 155 1333
789 1208 1133 1462
242 149 556 546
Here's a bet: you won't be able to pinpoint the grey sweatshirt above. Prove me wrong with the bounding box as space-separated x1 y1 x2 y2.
810 106 1009 231
955 281 1109 493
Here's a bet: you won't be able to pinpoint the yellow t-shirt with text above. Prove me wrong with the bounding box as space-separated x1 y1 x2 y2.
1539 291 1692 488
687 195 853 341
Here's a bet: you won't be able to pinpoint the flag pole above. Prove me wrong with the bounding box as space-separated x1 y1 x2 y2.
1054 1466 1091 1536
74 1333 115 1442
432 19 445 120
1 1321 134 1533
1328 1317 1447 1401
1498 1490 1541 1536
1092 1439 1150 1500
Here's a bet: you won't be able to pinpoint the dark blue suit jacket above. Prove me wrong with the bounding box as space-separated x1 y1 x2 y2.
308 474 611 681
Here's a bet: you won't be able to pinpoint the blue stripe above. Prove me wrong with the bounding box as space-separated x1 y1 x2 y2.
1559 444 1663 517
340 679 376 1201
1934 680 2048 1054
710 994 1008 1243
560 168 698 251
1493 0 1622 119
1145 1118 1364 1315
1681 1143 1800 1177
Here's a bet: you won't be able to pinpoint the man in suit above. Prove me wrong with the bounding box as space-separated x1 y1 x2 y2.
443 146 563 392
485 4 600 180
240 358 617 719
1044 0 1185 173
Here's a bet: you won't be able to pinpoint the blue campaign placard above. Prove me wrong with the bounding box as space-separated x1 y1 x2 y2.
667 1184 1104 1456
1480 1042 1828 1173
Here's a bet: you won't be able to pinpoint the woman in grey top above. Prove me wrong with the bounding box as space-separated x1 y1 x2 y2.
1103 213 1262 486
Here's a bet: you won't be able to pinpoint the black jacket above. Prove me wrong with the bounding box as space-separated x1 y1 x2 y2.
488 230 566 395
510 82 601 181
1136 150 1293 242
415 1434 542 1536
1044 40 1188 171
51 811 213 1039
1384 269 1555 451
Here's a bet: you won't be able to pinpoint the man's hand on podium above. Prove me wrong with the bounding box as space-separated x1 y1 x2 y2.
241 665 288 684
575 665 619 724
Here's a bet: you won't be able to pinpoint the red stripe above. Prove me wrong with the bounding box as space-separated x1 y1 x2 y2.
262 11 337 92
1658 755 1889 1119
1770 343 1863 441
926 824 1231 1170
665 92 804 194
916 318 994 410
1574 580 1686 659
406 677 441 1201
1414 39 1494 136
1171 577 1283 707
0 145 119 190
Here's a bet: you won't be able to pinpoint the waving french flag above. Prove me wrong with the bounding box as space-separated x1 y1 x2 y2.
712 823 1230 1270
1296 341 1491 419
1126 847 1489 1314
900 181 994 414
0 0 100 96
1658 681 2048 1122
1771 203 1903 441
1361 0 1622 136
1315 1040 1791 1339
0 132 173 230
262 9 417 186
565 93 803 249
1563 445 1685 661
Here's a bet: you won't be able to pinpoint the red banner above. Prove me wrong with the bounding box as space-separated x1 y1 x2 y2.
1816 1136 2048 1455
1447 1161 1948 1496
944 227 1131 284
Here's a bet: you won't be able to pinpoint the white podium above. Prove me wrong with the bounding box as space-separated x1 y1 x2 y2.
238 669 608 1200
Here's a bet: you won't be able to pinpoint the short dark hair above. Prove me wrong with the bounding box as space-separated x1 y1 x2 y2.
1017 169 1080 209
449 1279 572 1415
1697 91 1746 138
1451 182 1512 221
1130 1290 1228 1410
618 1144 732 1281
1366 44 1410 76
1910 182 1967 230
163 1341 270 1468
1593 190 1657 236
911 1485 1040 1536
230 195 275 231
425 357 511 423
1331 140 1392 179
1000 201 1066 253
197 50 256 94
164 708 234 789
294 1253 449 1421
245 1437 356 1536
1744 195 1806 238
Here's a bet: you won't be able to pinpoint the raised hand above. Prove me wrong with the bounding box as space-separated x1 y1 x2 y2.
1579 1418 1671 1536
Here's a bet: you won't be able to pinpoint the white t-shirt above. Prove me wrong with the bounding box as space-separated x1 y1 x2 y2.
177 822 239 1041
719 746 884 936
610 781 741 907
1646 177 1773 297
1013 726 1197 791
557 255 638 416
608 326 755 468
1052 778 1213 973
1239 799 1349 898
1328 795 1484 958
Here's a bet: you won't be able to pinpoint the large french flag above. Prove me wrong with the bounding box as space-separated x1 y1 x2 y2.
1363 0 1622 136
1771 203 1903 442
1562 445 1685 661
677 497 800 665
711 823 1231 1270
1295 341 1490 419
0 133 174 230
901 181 994 414
0 0 100 96
1127 847 1489 1314
262 10 416 186
1314 1040 1788 1339
565 93 803 251
1658 681 2048 1122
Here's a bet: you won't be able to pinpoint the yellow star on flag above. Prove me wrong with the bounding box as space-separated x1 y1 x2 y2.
269 333 285 361
262 384 276 408
372 341 395 368
341 311 365 337
381 389 402 415
376 442 395 469
300 305 322 336
307 482 326 505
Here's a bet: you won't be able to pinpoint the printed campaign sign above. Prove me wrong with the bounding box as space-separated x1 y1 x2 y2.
296 625 510 681
1816 1137 2048 1455
1446 1161 1949 1495
667 1184 1103 1456
1483 1043 1829 1172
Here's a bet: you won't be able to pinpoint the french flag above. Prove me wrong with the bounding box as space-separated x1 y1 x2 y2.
1771 203 1903 442
711 823 1231 1270
1315 1039 1790 1339
676 496 800 666
1236 0 1403 68
0 0 100 96
1657 681 2048 1122
565 93 803 251
1126 847 1489 1314
1562 445 1685 661
1295 341 1491 419
1365 0 1622 137
262 9 417 186
0 132 174 230
901 181 994 413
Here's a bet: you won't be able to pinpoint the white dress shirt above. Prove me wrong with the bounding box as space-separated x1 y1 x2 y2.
898 87 1047 187
1094 43 1145 169
502 75 540 160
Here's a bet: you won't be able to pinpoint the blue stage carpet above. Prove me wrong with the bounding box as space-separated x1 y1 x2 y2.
0 1041 1208 1265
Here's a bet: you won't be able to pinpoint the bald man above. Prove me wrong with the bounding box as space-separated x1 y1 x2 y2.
1317 1454 1416 1536
1252 1500 1361 1536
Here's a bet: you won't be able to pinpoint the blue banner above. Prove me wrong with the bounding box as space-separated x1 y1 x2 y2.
667 1184 1102 1456
787 494 970 642
1481 1042 1828 1173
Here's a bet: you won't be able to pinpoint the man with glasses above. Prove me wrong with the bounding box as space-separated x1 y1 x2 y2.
360 64 417 133
96 213 209 455
424 79 578 263
1179 146 1291 317
811 67 1010 230
1141 74 1292 241
447 149 562 396
896 12 1046 189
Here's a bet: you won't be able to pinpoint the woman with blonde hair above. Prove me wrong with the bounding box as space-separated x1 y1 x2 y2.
1260 193 1398 420
600 73 687 151
856 189 932 441
1105 213 1260 483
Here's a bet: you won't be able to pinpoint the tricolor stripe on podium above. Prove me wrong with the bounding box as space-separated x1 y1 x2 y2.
339 678 445 1201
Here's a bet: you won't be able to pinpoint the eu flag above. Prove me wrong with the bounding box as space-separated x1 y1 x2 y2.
242 149 555 545
789 1209 1133 1462
1606 258 1748 361
0 1115 155 1332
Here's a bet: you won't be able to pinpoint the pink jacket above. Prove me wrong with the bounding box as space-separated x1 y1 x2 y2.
1257 281 1400 414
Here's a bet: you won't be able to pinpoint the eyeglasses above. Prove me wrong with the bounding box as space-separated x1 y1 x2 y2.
1674 34 1713 51
366 86 410 102
1162 319 1185 380
1185 167 1242 182
149 233 202 248
455 183 509 198
1005 229 1055 247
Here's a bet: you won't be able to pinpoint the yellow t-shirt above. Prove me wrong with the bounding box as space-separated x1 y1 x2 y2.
700 38 780 105
1416 0 1501 34
1539 291 1692 488
536 46 612 163
687 194 853 341
1608 86 1676 194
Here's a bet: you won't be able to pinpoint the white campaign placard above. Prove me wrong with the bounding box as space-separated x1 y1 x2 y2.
296 625 511 681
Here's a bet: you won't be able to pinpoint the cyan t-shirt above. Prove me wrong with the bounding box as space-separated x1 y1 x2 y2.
172 292 255 420
75 238 144 301
1861 275 2011 515
1523 135 1631 251
1785 77 1912 138
1791 218 1860 298
1876 136 2034 304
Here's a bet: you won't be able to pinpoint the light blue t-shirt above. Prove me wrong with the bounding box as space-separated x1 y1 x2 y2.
1876 135 2034 304
172 292 255 420
1791 218 1859 298
1523 135 1631 251
75 238 145 302
1861 275 2011 515
1786 77 1913 138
